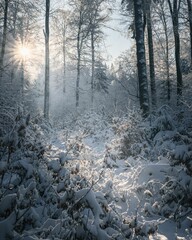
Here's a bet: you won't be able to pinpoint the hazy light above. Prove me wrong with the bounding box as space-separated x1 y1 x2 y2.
19 46 30 58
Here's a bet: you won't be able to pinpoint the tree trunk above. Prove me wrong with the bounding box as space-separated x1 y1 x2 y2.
44 0 50 119
21 60 24 105
91 30 95 106
165 25 170 101
11 1 19 83
164 21 171 101
145 0 156 107
76 26 81 107
187 0 192 68
134 0 150 116
0 0 9 79
76 15 82 108
160 1 171 101
76 50 80 108
62 22 66 93
168 0 182 102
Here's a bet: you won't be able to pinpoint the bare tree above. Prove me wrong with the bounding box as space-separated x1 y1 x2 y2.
134 0 150 116
70 0 91 107
121 0 150 114
0 0 9 79
144 0 156 107
153 0 171 101
161 0 171 101
187 0 192 68
167 0 183 101
52 9 71 94
88 0 109 106
44 0 50 119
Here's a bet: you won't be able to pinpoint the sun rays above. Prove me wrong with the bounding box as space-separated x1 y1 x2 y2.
19 46 30 59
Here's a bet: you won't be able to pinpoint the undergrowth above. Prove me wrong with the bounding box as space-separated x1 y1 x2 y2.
1 108 192 239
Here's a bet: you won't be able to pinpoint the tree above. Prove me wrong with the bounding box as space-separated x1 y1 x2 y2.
61 11 67 94
121 0 150 115
44 0 50 119
134 0 150 116
167 0 183 101
187 0 192 68
87 0 109 106
144 0 156 107
0 0 9 79
70 0 91 107
160 0 171 101
52 9 71 94
115 48 139 100
153 0 171 101
94 60 109 93
70 0 90 107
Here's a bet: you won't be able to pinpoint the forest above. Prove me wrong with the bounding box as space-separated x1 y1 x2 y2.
0 0 192 239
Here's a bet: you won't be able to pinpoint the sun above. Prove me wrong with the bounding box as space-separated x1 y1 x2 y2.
19 46 30 58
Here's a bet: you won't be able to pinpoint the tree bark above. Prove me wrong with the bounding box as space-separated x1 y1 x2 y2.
134 0 150 116
0 0 9 79
164 17 171 101
76 23 81 108
158 1 171 101
11 1 19 83
187 0 192 68
62 24 66 93
91 30 95 106
168 0 182 101
44 0 50 119
21 60 24 105
76 50 80 108
145 0 156 107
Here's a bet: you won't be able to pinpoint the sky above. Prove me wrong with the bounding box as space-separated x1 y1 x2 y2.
52 0 133 64
102 3 133 63
104 25 133 63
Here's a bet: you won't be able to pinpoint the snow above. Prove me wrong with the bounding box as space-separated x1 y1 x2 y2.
0 212 16 239
0 194 17 217
1 111 192 239
41 112 191 239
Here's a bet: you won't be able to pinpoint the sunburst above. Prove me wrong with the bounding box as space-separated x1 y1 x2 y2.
7 41 30 67
19 46 30 59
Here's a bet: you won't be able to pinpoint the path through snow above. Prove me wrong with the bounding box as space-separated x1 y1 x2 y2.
47 127 191 240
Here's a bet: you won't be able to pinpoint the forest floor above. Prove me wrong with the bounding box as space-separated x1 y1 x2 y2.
1 110 192 239
46 111 192 240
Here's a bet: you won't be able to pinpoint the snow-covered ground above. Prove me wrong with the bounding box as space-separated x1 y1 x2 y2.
0 110 192 239
47 113 192 240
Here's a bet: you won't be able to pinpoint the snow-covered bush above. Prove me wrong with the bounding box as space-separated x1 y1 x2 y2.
2 107 192 239
73 111 109 135
107 111 148 159
0 112 136 239
0 113 47 238
132 107 192 230
148 105 175 140
149 107 192 174
168 131 192 175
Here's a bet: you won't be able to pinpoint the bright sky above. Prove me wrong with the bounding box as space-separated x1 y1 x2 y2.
52 0 133 64
103 3 133 63
104 26 133 63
